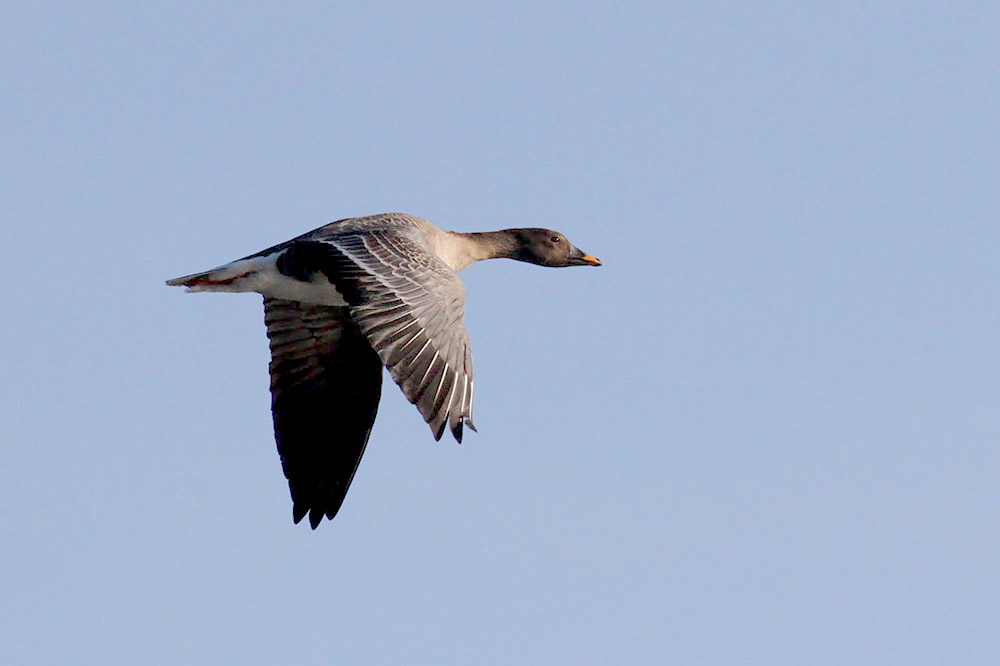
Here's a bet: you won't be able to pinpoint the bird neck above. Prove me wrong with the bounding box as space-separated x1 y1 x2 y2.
462 231 520 260
440 230 520 271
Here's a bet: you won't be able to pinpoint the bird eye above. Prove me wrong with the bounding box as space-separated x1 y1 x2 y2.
551 235 561 243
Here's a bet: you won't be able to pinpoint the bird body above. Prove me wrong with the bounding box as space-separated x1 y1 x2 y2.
167 213 600 527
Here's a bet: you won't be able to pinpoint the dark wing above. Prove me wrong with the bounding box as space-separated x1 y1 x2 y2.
282 228 476 441
264 297 383 528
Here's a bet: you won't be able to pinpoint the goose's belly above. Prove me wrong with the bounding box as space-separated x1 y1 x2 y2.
251 270 349 306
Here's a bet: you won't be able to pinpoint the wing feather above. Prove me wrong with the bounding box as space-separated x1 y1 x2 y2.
295 227 476 438
264 297 383 528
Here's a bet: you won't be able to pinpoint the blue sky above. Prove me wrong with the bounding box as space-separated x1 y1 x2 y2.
2 2 998 664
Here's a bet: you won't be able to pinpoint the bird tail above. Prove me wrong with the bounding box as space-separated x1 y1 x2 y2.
165 257 265 292
165 268 219 288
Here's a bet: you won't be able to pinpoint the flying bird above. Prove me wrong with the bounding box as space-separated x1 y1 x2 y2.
167 212 601 527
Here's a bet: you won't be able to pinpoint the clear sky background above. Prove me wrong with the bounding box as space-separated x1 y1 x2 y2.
2 2 998 664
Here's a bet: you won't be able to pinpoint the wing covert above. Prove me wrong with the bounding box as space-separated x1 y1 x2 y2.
299 228 476 441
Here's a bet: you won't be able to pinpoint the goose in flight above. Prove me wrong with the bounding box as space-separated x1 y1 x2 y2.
167 212 601 528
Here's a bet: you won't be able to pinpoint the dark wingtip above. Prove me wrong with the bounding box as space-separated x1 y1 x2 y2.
293 502 326 529
433 420 446 441
465 418 477 433
452 421 464 443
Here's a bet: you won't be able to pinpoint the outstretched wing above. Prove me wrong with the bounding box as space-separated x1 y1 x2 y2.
264 297 383 528
278 228 476 441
